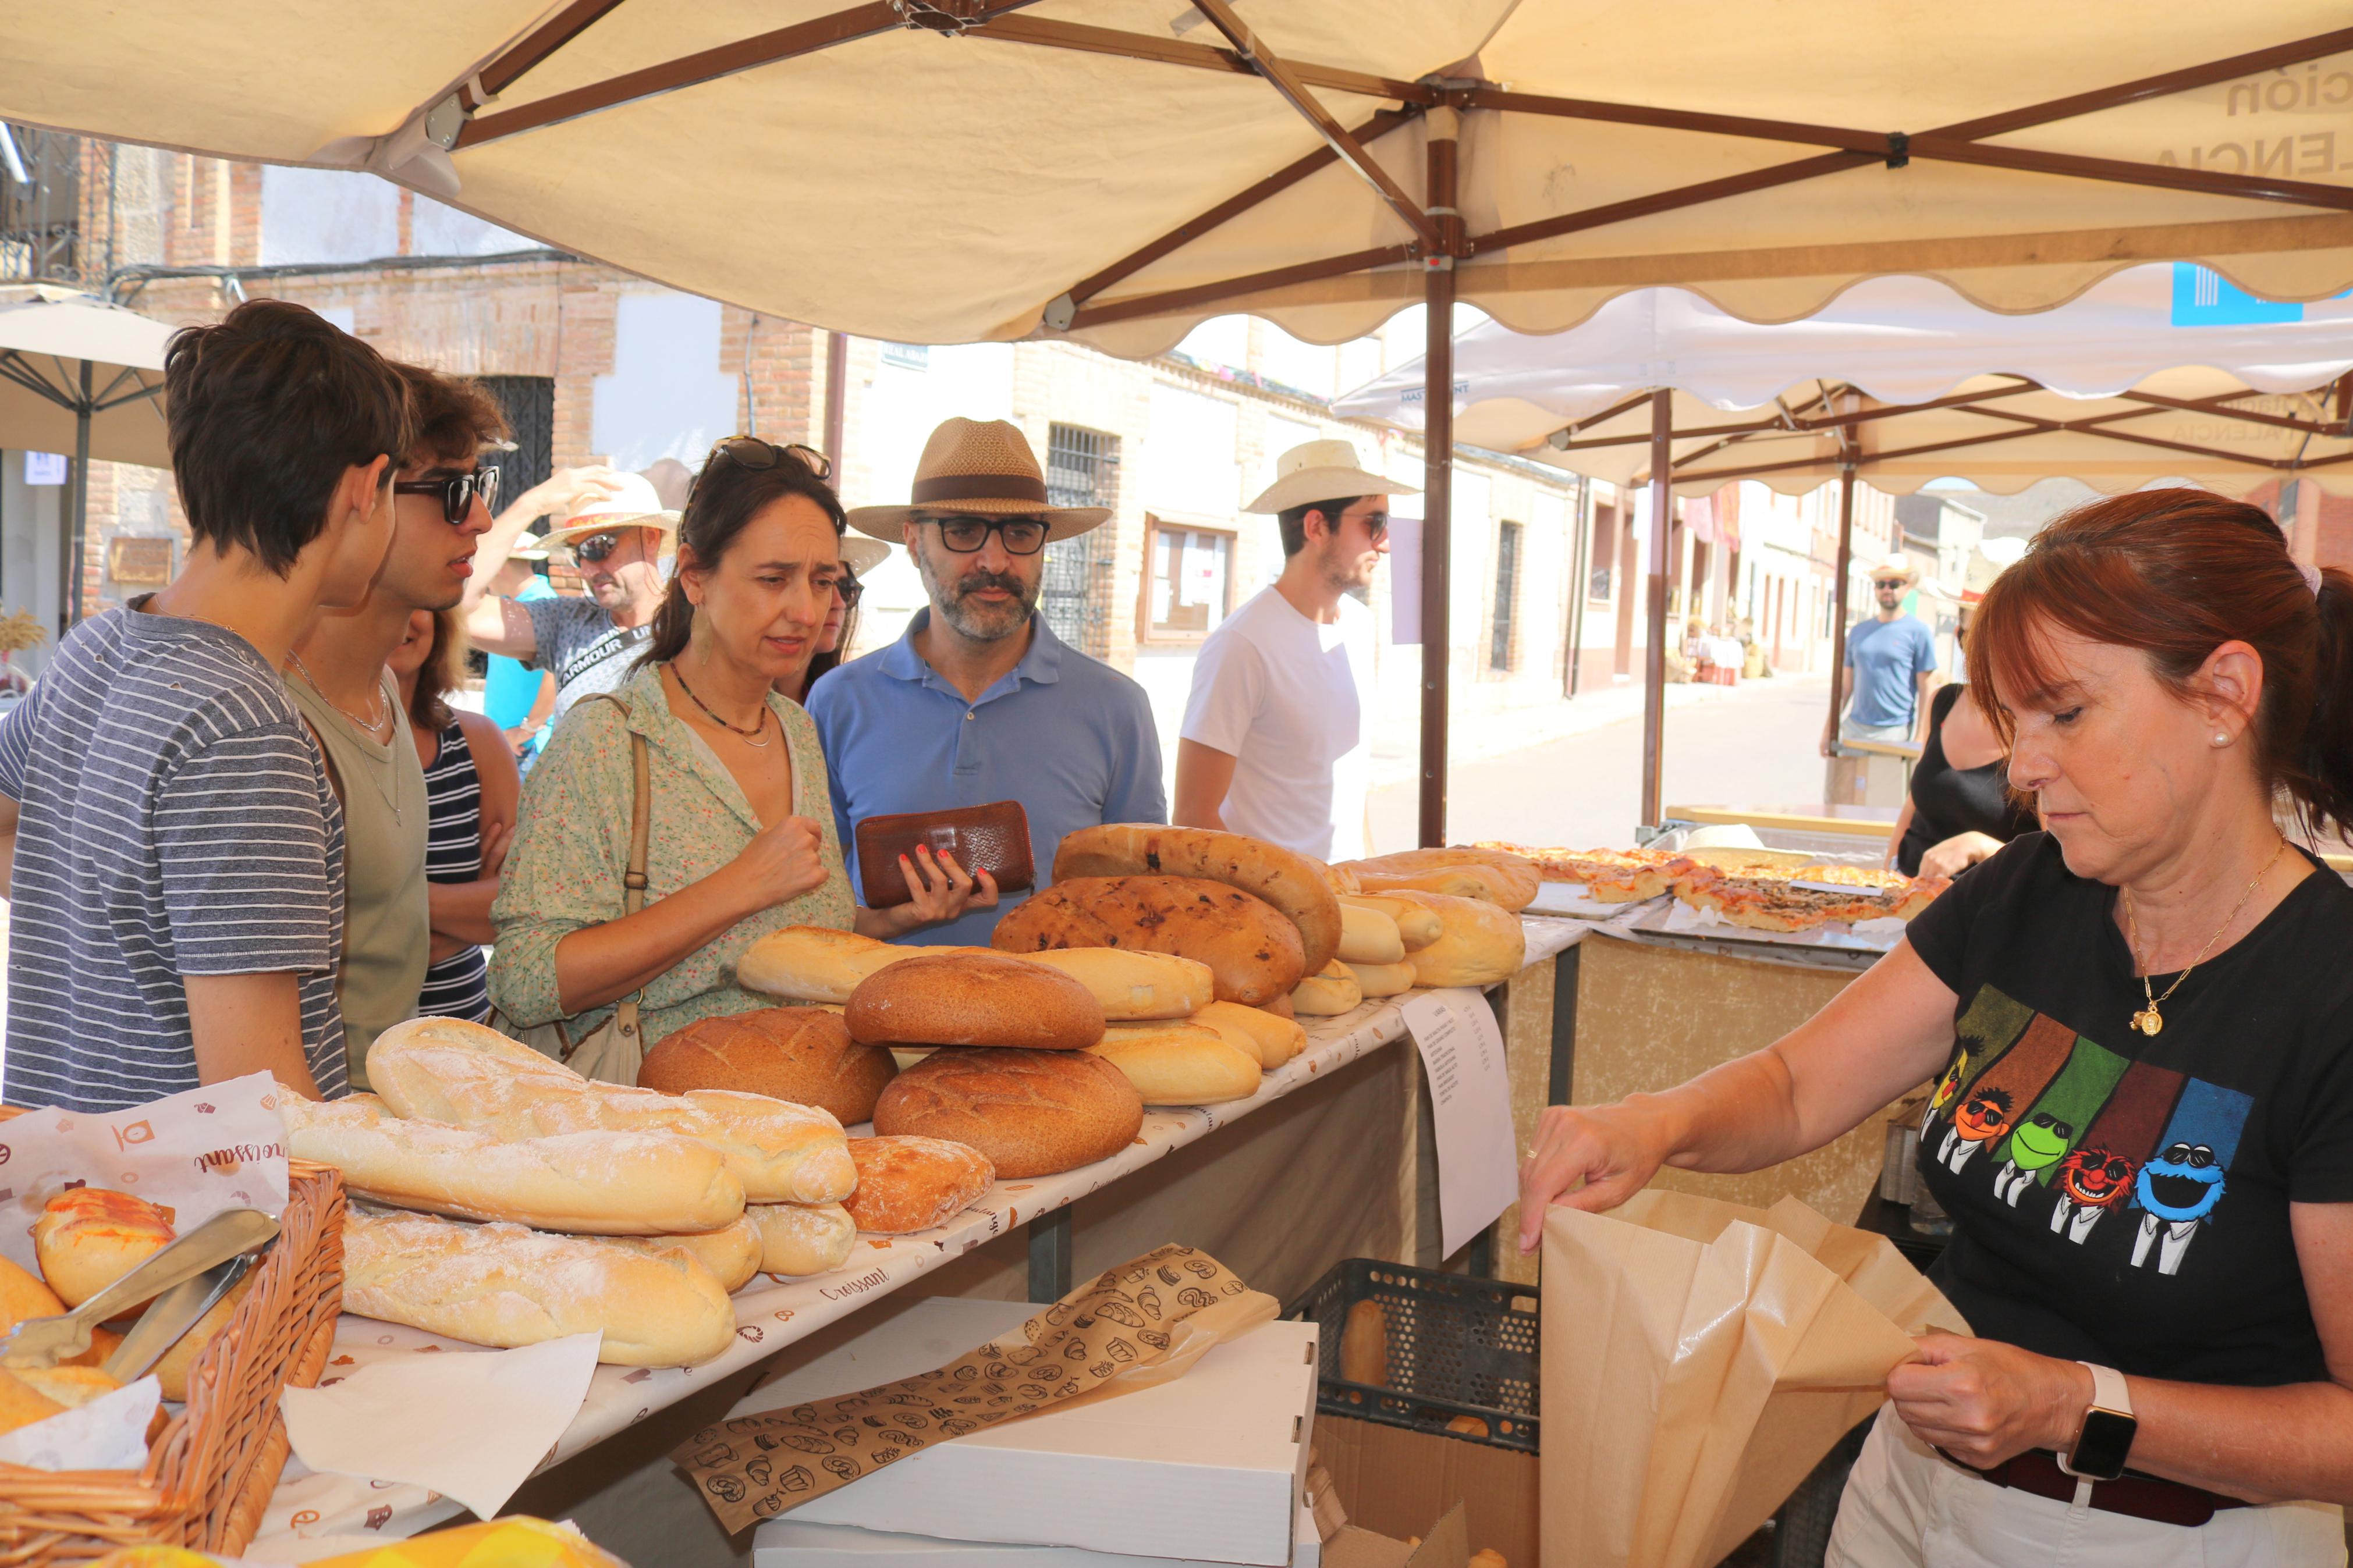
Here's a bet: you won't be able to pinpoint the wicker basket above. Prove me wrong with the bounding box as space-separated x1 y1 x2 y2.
0 1142 345 1564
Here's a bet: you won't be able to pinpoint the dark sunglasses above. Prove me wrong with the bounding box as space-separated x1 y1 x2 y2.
572 531 636 565
393 467 500 525
926 514 1048 555
1872 578 1907 590
692 436 832 502
834 572 864 607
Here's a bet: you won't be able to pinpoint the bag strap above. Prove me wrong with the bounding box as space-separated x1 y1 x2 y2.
577 694 651 1058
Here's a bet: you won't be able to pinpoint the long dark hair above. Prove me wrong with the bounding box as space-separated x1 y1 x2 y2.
640 440 849 670
1969 488 2353 838
802 566 864 695
407 609 465 733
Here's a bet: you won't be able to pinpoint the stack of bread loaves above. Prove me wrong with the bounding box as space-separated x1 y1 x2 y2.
282 1017 862 1366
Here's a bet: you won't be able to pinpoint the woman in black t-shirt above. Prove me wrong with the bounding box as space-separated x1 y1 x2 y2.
1520 490 2353 1561
1889 682 2040 877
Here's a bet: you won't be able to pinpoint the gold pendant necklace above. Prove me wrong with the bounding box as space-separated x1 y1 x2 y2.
2121 839 2287 1036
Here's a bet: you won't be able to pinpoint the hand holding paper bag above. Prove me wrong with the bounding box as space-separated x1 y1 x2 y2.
1539 1189 1967 1568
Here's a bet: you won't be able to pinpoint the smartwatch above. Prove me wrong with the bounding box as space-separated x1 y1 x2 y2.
2057 1362 2136 1482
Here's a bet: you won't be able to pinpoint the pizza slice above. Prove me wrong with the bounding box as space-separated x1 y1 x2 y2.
1473 842 1681 901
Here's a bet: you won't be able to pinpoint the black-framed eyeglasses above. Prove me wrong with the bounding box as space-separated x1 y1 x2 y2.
393 467 501 525
693 436 832 499
925 514 1049 555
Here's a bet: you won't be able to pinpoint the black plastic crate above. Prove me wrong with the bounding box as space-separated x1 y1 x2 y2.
1287 1257 1539 1455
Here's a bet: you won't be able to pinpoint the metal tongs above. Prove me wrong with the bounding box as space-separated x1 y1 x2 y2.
0 1206 278 1373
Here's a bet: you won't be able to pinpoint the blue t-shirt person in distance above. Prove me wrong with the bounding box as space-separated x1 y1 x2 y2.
1846 613 1938 732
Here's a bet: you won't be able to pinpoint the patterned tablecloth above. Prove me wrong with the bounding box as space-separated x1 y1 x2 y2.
249 917 1594 1559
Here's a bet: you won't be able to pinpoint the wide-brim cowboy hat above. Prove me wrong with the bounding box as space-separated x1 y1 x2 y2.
1866 553 1921 586
839 534 892 575
1244 438 1418 515
541 471 682 552
845 417 1109 545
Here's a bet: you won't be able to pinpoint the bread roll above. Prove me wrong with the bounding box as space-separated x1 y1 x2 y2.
845 951 1105 1050
597 1215 764 1293
342 1206 737 1367
1383 888 1529 986
151 1271 253 1402
370 1018 854 1205
640 1007 897 1124
0 1256 64 1332
1053 825 1345 975
733 925 913 1003
1018 947 1214 1021
873 1048 1142 1179
1290 959 1364 1016
0 1370 64 1438
1341 893 1443 951
843 1137 995 1235
1346 848 1540 912
1089 1024 1263 1105
1346 959 1416 998
282 1092 746 1235
1193 1000 1308 1069
34 1189 176 1309
1335 902 1406 965
748 1202 857 1277
993 876 1304 1005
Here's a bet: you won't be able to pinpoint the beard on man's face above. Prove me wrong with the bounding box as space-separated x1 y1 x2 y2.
919 547 1040 641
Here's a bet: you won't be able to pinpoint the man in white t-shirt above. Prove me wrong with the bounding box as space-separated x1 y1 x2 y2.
1174 439 1414 861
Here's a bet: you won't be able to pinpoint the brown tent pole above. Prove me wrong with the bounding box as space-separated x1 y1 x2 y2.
823 329 849 464
1639 389 1671 830
1418 112 1461 849
1825 461 1858 762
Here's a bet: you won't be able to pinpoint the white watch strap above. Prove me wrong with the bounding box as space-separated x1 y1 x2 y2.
2078 1361 2132 1418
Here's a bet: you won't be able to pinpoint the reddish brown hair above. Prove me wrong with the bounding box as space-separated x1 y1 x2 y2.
1967 488 2353 837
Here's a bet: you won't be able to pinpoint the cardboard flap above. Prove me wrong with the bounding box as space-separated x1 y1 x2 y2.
1403 1505 1472 1568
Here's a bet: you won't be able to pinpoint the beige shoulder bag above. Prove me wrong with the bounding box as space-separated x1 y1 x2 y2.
493 694 653 1085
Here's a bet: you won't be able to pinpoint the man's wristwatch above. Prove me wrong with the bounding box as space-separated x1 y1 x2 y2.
2057 1362 2137 1482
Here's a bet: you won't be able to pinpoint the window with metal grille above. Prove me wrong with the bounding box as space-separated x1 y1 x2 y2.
1040 424 1119 659
0 126 101 285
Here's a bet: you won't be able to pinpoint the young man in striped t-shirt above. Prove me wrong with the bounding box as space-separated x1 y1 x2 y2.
0 300 413 1111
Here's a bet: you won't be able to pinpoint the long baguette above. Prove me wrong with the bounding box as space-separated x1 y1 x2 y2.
341 1206 738 1367
735 927 992 1004
1053 824 1344 975
282 1093 746 1235
596 1217 764 1293
369 1018 854 1204
747 1202 857 1277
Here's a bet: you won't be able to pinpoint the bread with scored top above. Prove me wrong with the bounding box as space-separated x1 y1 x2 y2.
872 1048 1142 1179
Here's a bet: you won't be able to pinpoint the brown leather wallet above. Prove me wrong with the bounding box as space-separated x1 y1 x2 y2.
854 800 1035 909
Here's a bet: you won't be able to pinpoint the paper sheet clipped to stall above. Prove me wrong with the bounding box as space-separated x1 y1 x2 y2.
673 1244 1276 1534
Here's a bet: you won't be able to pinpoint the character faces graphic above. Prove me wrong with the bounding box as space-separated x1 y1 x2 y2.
1990 1036 2128 1206
1938 1014 2075 1175
2129 1079 2252 1276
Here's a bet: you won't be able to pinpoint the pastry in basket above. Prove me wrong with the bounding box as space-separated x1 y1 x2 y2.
34 1189 176 1309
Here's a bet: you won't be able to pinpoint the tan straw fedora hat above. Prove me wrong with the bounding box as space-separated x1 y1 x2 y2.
1244 437 1418 515
846 417 1109 544
540 471 682 552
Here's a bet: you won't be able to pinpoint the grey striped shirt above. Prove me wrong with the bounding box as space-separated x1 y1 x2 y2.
0 603 348 1110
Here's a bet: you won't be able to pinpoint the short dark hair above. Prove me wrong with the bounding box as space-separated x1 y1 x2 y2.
1277 496 1362 557
394 362 508 468
164 298 412 577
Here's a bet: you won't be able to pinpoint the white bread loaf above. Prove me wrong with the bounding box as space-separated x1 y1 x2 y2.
1344 848 1541 912
735 926 993 1002
1335 902 1406 965
1290 959 1364 1016
598 1216 764 1293
1386 890 1530 986
1346 959 1417 998
1192 1000 1307 1069
369 1018 854 1205
1088 1023 1264 1105
342 1206 737 1367
748 1202 857 1277
1341 894 1442 951
283 1092 746 1235
1053 824 1345 975
1018 947 1215 1021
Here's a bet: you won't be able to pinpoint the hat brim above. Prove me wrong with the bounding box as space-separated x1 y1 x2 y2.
542 511 681 550
839 535 893 575
1242 465 1418 516
844 497 1111 545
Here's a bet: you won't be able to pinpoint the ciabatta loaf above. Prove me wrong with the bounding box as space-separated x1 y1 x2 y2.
369 1017 854 1205
1053 824 1343 974
283 1092 746 1234
342 1206 737 1367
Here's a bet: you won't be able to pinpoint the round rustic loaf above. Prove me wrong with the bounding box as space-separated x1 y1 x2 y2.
845 951 1106 1050
844 1136 996 1234
871 1048 1142 1179
640 1007 898 1123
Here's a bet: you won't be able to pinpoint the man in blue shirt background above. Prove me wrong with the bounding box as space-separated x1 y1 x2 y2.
1821 553 1939 756
809 418 1166 946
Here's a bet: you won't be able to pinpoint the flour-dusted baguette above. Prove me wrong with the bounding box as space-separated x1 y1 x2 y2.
341 1206 737 1367
1290 958 1364 1016
1344 848 1541 912
1346 959 1417 998
1385 889 1530 987
1335 901 1406 965
747 1202 857 1277
993 875 1305 1006
1191 1000 1308 1069
1018 947 1215 1021
597 1215 764 1293
1341 893 1443 951
283 1092 746 1235
368 1017 854 1205
1053 824 1344 975
1088 1023 1264 1106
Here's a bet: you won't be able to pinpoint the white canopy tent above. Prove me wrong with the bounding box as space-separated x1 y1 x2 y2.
10 2 2352 839
0 287 175 630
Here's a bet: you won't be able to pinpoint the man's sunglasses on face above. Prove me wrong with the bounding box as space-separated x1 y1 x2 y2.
1873 577 1906 591
573 531 632 565
393 467 501 525
928 514 1048 555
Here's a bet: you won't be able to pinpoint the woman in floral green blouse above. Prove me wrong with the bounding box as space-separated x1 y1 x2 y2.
488 439 991 1047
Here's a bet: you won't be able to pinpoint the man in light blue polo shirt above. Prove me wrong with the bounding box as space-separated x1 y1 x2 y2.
808 418 1165 946
1821 553 1939 756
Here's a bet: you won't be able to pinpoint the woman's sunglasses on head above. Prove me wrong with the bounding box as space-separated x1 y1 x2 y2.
393 466 501 525
690 436 833 505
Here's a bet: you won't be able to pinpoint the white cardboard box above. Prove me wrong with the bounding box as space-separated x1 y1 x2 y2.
730 1299 1317 1567
751 1506 1323 1567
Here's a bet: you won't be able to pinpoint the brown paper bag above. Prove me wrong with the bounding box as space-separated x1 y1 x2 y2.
673 1245 1276 1534
1540 1190 1967 1568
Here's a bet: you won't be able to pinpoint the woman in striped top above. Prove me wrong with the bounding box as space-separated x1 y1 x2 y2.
391 609 521 1022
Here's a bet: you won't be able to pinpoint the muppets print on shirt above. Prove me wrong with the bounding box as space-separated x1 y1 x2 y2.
1920 984 2255 1277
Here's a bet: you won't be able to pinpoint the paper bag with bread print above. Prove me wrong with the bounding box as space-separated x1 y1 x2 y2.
1540 1190 1967 1568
